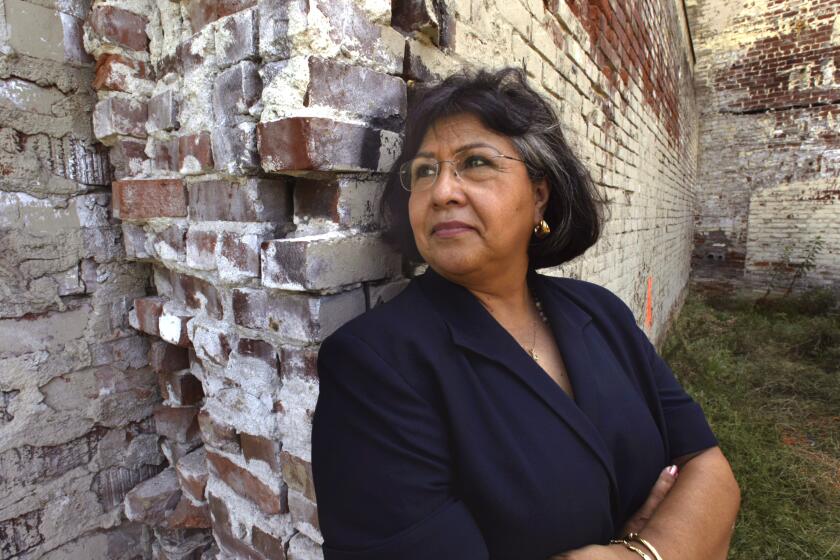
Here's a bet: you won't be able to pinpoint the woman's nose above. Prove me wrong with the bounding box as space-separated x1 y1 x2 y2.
429 161 466 205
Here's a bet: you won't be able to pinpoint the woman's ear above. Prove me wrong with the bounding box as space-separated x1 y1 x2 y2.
533 178 550 222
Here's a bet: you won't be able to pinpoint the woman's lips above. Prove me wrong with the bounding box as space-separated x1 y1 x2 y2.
432 226 473 237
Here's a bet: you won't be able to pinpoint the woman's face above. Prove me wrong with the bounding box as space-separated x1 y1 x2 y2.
407 112 549 281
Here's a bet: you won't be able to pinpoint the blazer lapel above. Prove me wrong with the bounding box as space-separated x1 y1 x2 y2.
415 266 619 501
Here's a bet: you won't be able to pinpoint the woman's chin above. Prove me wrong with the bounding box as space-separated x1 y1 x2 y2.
424 251 484 278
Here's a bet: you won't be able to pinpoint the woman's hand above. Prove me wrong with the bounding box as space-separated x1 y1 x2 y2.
548 543 636 559
621 464 678 534
547 465 679 560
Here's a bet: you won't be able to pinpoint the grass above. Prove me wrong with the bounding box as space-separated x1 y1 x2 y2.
661 287 840 560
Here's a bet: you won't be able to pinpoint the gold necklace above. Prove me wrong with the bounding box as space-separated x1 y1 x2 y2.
527 295 549 362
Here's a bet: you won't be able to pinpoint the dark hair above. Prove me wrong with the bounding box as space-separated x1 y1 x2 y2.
380 66 605 270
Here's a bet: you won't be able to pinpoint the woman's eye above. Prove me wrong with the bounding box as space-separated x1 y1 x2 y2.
415 164 436 177
463 156 489 168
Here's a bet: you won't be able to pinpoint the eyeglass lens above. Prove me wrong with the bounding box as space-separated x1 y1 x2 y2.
400 147 512 191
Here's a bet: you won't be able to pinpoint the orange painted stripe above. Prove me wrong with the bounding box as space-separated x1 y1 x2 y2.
645 276 653 329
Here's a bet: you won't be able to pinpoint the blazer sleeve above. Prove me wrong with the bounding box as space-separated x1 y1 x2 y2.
311 330 490 560
632 317 719 460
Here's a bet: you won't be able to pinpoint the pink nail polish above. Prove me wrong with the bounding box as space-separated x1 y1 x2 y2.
667 465 679 477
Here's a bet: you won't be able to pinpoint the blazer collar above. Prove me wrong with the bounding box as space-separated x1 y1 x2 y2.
415 265 619 509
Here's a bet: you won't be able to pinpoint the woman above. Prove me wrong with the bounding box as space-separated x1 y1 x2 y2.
311 67 740 560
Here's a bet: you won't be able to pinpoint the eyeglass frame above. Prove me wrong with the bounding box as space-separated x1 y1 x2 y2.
397 147 530 192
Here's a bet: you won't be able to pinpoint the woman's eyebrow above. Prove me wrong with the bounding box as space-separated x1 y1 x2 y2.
415 142 499 158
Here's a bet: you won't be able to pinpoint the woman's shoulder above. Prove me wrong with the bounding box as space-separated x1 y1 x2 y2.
539 273 636 323
320 277 445 360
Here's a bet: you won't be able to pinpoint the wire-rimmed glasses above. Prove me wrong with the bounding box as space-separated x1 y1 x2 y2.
398 146 528 192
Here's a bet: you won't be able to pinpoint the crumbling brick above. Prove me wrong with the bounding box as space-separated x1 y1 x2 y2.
187 179 291 222
148 91 180 133
261 233 401 291
178 132 214 175
93 97 148 142
257 117 382 172
88 5 149 51
205 451 287 515
112 179 187 220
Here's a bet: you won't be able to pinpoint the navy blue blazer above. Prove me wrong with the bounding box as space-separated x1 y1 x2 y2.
311 266 717 560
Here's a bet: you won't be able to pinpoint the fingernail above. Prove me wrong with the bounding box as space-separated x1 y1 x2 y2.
667 465 679 477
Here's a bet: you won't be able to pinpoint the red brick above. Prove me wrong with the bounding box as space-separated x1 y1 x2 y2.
93 54 150 92
288 489 319 532
159 307 192 347
158 369 204 406
197 410 241 454
293 175 385 231
148 90 179 133
172 273 223 320
191 324 232 367
212 61 262 126
176 447 209 502
152 138 180 172
154 404 201 444
185 229 218 271
392 0 439 39
61 12 94 65
215 526 264 560
206 491 230 528
206 451 288 514
264 289 365 344
258 0 305 59
278 346 318 381
307 58 407 128
218 231 260 281
251 525 286 560
166 495 211 529
110 139 147 179
180 33 213 74
150 341 190 375
257 117 381 172
187 178 291 222
178 132 214 175
231 288 267 329
240 433 280 471
279 450 315 501
88 5 149 51
124 467 181 526
112 179 187 220
150 223 188 263
186 0 257 33
93 97 148 141
236 339 278 369
216 8 259 66
122 223 153 259
211 123 260 175
261 233 400 291
132 296 165 336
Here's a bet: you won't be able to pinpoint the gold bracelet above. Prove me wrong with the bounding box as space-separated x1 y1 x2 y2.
626 533 664 560
609 539 653 560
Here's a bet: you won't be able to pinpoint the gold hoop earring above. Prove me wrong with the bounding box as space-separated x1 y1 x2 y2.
534 219 550 239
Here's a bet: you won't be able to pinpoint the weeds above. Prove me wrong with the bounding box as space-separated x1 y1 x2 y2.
663 288 839 559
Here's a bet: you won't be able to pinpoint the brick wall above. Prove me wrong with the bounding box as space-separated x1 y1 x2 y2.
2 0 700 559
0 0 165 558
688 0 840 291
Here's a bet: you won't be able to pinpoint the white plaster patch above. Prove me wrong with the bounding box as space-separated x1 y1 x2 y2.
289 1 339 58
832 14 840 43
0 78 65 114
356 0 392 25
377 130 402 172
158 313 186 346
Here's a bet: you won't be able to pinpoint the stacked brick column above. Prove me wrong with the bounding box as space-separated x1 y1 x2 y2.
689 0 840 290
78 0 701 559
0 0 165 558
